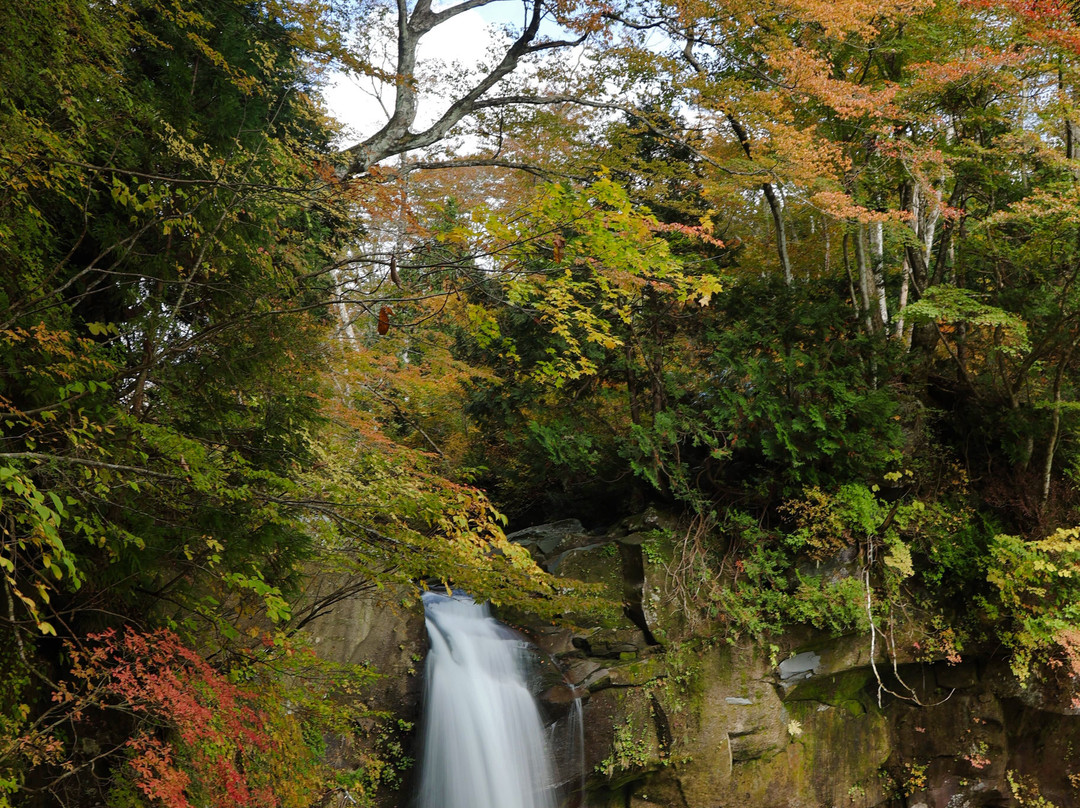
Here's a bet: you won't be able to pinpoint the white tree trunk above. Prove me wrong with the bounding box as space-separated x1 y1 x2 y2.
871 220 889 332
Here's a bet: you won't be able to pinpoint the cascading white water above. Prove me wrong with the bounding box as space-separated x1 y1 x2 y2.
416 591 567 808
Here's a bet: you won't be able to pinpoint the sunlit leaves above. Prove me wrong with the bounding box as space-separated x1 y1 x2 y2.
904 285 1031 355
490 176 723 385
985 528 1080 683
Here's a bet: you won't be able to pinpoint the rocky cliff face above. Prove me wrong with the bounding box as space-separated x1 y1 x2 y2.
513 513 1080 808
302 580 427 803
311 514 1080 808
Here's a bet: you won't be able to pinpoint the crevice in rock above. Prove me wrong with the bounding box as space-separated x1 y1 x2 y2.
619 542 661 646
672 770 692 808
650 692 673 756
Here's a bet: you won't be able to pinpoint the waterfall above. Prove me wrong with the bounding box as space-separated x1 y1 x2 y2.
417 591 581 808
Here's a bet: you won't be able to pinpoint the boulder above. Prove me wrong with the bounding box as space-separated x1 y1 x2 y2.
508 519 589 561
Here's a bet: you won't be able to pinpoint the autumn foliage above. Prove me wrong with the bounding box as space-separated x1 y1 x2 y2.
14 629 321 808
11 0 1080 802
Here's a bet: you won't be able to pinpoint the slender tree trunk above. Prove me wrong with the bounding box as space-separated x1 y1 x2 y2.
1043 371 1065 507
900 179 941 293
851 227 881 386
1062 64 1077 161
824 221 831 275
842 232 859 322
681 42 795 284
902 184 929 293
1042 335 1080 505
895 184 916 347
854 224 883 334
332 263 358 399
625 340 642 425
896 257 911 346
923 187 940 271
871 220 889 333
930 182 961 286
994 324 1032 471
956 321 968 381
650 350 664 417
130 336 155 416
762 182 793 285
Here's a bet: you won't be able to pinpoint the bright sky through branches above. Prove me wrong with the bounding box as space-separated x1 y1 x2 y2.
322 5 510 146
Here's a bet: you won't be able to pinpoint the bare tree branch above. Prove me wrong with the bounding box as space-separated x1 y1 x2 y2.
340 0 589 175
406 156 587 180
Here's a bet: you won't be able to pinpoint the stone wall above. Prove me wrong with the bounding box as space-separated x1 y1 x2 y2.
302 579 427 806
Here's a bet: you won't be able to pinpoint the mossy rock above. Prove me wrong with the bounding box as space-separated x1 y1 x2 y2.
784 669 877 716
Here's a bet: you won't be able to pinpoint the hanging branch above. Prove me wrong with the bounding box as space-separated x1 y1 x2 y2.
864 539 955 709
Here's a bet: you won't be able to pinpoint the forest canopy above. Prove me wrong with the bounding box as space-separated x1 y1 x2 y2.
5 0 1080 804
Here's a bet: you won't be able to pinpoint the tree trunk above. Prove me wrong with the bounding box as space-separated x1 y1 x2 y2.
842 232 860 323
762 182 794 285
625 340 642 425
1042 336 1080 506
871 220 889 333
725 113 793 284
824 220 831 274
896 256 912 349
854 224 883 334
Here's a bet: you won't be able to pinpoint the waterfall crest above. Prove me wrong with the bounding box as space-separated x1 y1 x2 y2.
417 592 573 808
